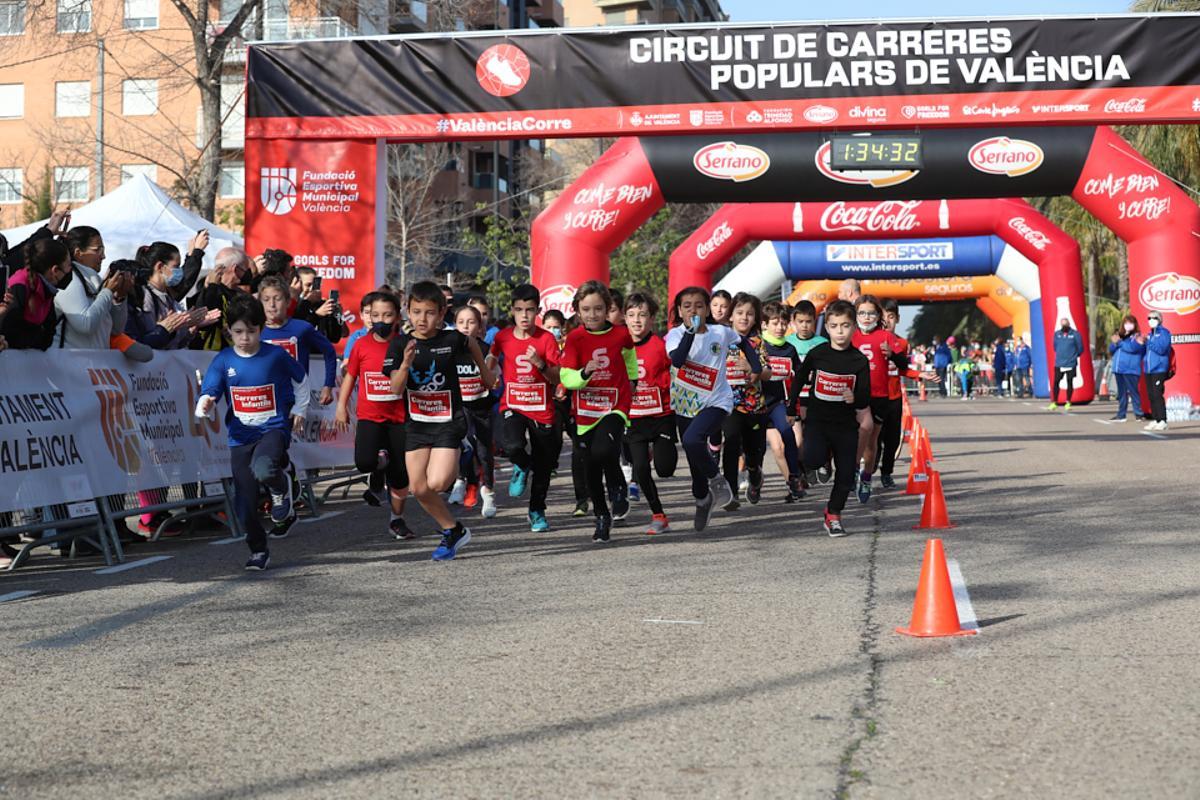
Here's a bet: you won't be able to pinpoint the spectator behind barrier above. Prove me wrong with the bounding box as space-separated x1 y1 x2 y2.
0 238 71 350
55 226 150 361
294 265 346 343
126 242 221 351
196 247 251 351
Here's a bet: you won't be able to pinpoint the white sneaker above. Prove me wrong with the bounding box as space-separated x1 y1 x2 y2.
448 478 467 505
737 469 749 499
621 463 633 484
1144 421 1158 431
1155 421 1169 431
480 486 497 518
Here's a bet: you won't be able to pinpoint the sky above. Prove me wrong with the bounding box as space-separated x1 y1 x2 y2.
721 1 1130 22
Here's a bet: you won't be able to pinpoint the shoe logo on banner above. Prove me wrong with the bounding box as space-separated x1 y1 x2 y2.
88 368 143 475
476 44 530 97
261 167 297 216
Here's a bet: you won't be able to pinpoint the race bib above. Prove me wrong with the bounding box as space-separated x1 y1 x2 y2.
767 356 793 381
230 384 277 426
677 360 718 394
726 353 749 386
265 337 299 360
576 386 618 420
460 374 486 402
408 390 453 423
631 385 665 417
506 382 548 413
364 371 400 402
814 370 856 403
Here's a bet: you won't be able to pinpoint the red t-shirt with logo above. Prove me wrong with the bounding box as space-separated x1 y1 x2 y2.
561 325 635 427
345 333 406 423
493 326 560 426
631 334 672 419
886 336 910 401
853 328 904 399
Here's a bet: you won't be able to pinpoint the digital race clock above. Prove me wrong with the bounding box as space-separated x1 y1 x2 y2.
829 135 924 170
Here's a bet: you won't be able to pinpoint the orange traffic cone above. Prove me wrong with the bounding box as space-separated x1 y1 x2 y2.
913 470 954 529
905 433 930 495
918 380 927 402
919 427 936 467
1098 377 1109 399
896 538 977 637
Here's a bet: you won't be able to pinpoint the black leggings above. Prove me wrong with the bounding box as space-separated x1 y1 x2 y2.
803 423 857 515
874 397 903 477
461 406 496 489
499 410 560 513
1147 372 1168 422
628 417 678 516
230 430 291 553
1053 367 1075 405
355 420 409 490
578 414 627 518
722 410 767 495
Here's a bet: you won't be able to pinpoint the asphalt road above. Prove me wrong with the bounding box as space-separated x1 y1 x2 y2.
2 397 1198 799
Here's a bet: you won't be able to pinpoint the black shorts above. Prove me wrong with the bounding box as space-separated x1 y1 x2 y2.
626 414 677 445
405 413 469 452
869 397 890 425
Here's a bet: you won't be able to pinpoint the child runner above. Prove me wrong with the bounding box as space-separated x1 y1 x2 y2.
452 304 499 518
197 295 309 570
489 284 561 532
788 301 830 483
258 275 338 407
722 293 768 510
666 286 761 531
760 300 806 502
335 291 413 539
850 294 905 503
559 281 637 542
709 289 733 326
624 292 677 535
384 281 493 561
792 300 871 538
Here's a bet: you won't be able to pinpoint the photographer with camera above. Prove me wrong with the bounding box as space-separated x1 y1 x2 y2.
294 266 347 343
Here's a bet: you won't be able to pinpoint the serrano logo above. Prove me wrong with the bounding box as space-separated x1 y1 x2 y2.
89 368 142 475
696 222 734 260
260 167 297 215
803 105 838 124
1140 272 1200 315
692 142 771 183
1008 217 1051 251
476 44 530 97
820 200 922 234
815 142 918 188
539 284 576 317
968 137 1045 177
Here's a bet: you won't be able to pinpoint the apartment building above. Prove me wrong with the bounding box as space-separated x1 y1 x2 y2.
563 0 726 27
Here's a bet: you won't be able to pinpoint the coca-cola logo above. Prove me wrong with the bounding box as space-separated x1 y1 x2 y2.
1105 98 1147 114
803 105 838 124
696 222 735 261
1139 272 1200 315
814 142 918 189
693 141 771 183
1007 217 1051 251
968 137 1044 178
820 201 922 233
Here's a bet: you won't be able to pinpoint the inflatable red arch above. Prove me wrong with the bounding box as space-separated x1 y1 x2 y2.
533 126 1200 404
666 198 1093 402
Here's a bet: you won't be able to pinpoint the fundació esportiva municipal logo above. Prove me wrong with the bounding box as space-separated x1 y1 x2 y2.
261 167 297 215
88 367 142 475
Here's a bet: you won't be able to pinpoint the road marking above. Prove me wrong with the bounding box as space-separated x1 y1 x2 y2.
946 559 979 632
0 590 39 603
643 619 703 625
300 510 345 525
209 536 245 546
1093 419 1115 426
1142 430 1168 440
95 555 173 575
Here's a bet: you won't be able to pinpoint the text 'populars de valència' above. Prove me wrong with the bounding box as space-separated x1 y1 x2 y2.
629 28 1131 91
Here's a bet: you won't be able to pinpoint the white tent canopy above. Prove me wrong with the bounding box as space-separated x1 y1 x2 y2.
1 175 242 276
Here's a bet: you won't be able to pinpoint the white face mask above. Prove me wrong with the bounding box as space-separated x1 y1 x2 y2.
1149 318 1161 329
1124 323 1135 333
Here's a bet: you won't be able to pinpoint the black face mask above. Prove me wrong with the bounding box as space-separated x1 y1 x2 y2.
371 322 395 338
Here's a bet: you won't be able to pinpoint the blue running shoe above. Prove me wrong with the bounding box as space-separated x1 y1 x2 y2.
528 511 550 533
628 482 641 501
269 475 294 523
431 525 472 561
244 551 270 571
508 464 528 498
857 472 872 504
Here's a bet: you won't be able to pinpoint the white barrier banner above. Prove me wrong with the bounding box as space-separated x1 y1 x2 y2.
0 350 355 513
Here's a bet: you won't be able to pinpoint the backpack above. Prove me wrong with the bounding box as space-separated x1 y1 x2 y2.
1168 345 1177 380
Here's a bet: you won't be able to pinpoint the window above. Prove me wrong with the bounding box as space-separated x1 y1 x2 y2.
55 81 89 117
123 0 156 29
0 0 25 35
121 163 157 183
219 163 244 199
56 0 90 32
0 83 23 118
54 166 88 202
220 77 244 147
122 79 157 115
0 168 21 204
603 10 627 25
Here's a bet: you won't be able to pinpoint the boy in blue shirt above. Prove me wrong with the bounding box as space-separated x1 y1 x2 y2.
197 295 309 571
258 275 338 406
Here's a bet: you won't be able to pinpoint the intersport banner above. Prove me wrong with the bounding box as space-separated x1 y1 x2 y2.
0 351 355 514
245 15 1200 140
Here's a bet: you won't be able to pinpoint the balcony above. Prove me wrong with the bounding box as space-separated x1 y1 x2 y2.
528 0 563 27
391 0 428 32
219 16 357 63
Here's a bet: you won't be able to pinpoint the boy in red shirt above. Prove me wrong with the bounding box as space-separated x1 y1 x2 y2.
624 291 677 535
850 295 907 503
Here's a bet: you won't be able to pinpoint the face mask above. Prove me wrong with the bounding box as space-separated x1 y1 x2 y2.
1060 324 1070 331
859 321 877 332
550 327 563 340
1149 318 1161 329
166 266 184 287
1123 323 1135 333
371 321 395 338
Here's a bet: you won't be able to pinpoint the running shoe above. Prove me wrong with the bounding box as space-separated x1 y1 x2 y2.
390 517 417 540
722 499 741 512
269 475 294 523
823 514 848 538
628 482 641 502
746 470 764 505
572 499 589 517
786 475 806 503
362 488 383 507
1063 402 1073 411
448 478 467 505
528 511 550 533
508 464 528 498
856 473 872 504
431 524 472 561
480 487 498 518
622 463 634 484
137 513 184 538
646 514 670 535
737 469 750 499
879 474 896 490
592 514 612 543
611 491 630 522
1110 415 1127 422
1045 402 1059 411
709 475 733 511
463 484 480 508
244 551 271 571
817 466 833 484
694 491 716 532
268 514 297 539
1157 421 1170 431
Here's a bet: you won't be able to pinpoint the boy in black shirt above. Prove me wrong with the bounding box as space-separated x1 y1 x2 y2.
384 282 493 560
791 300 871 537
